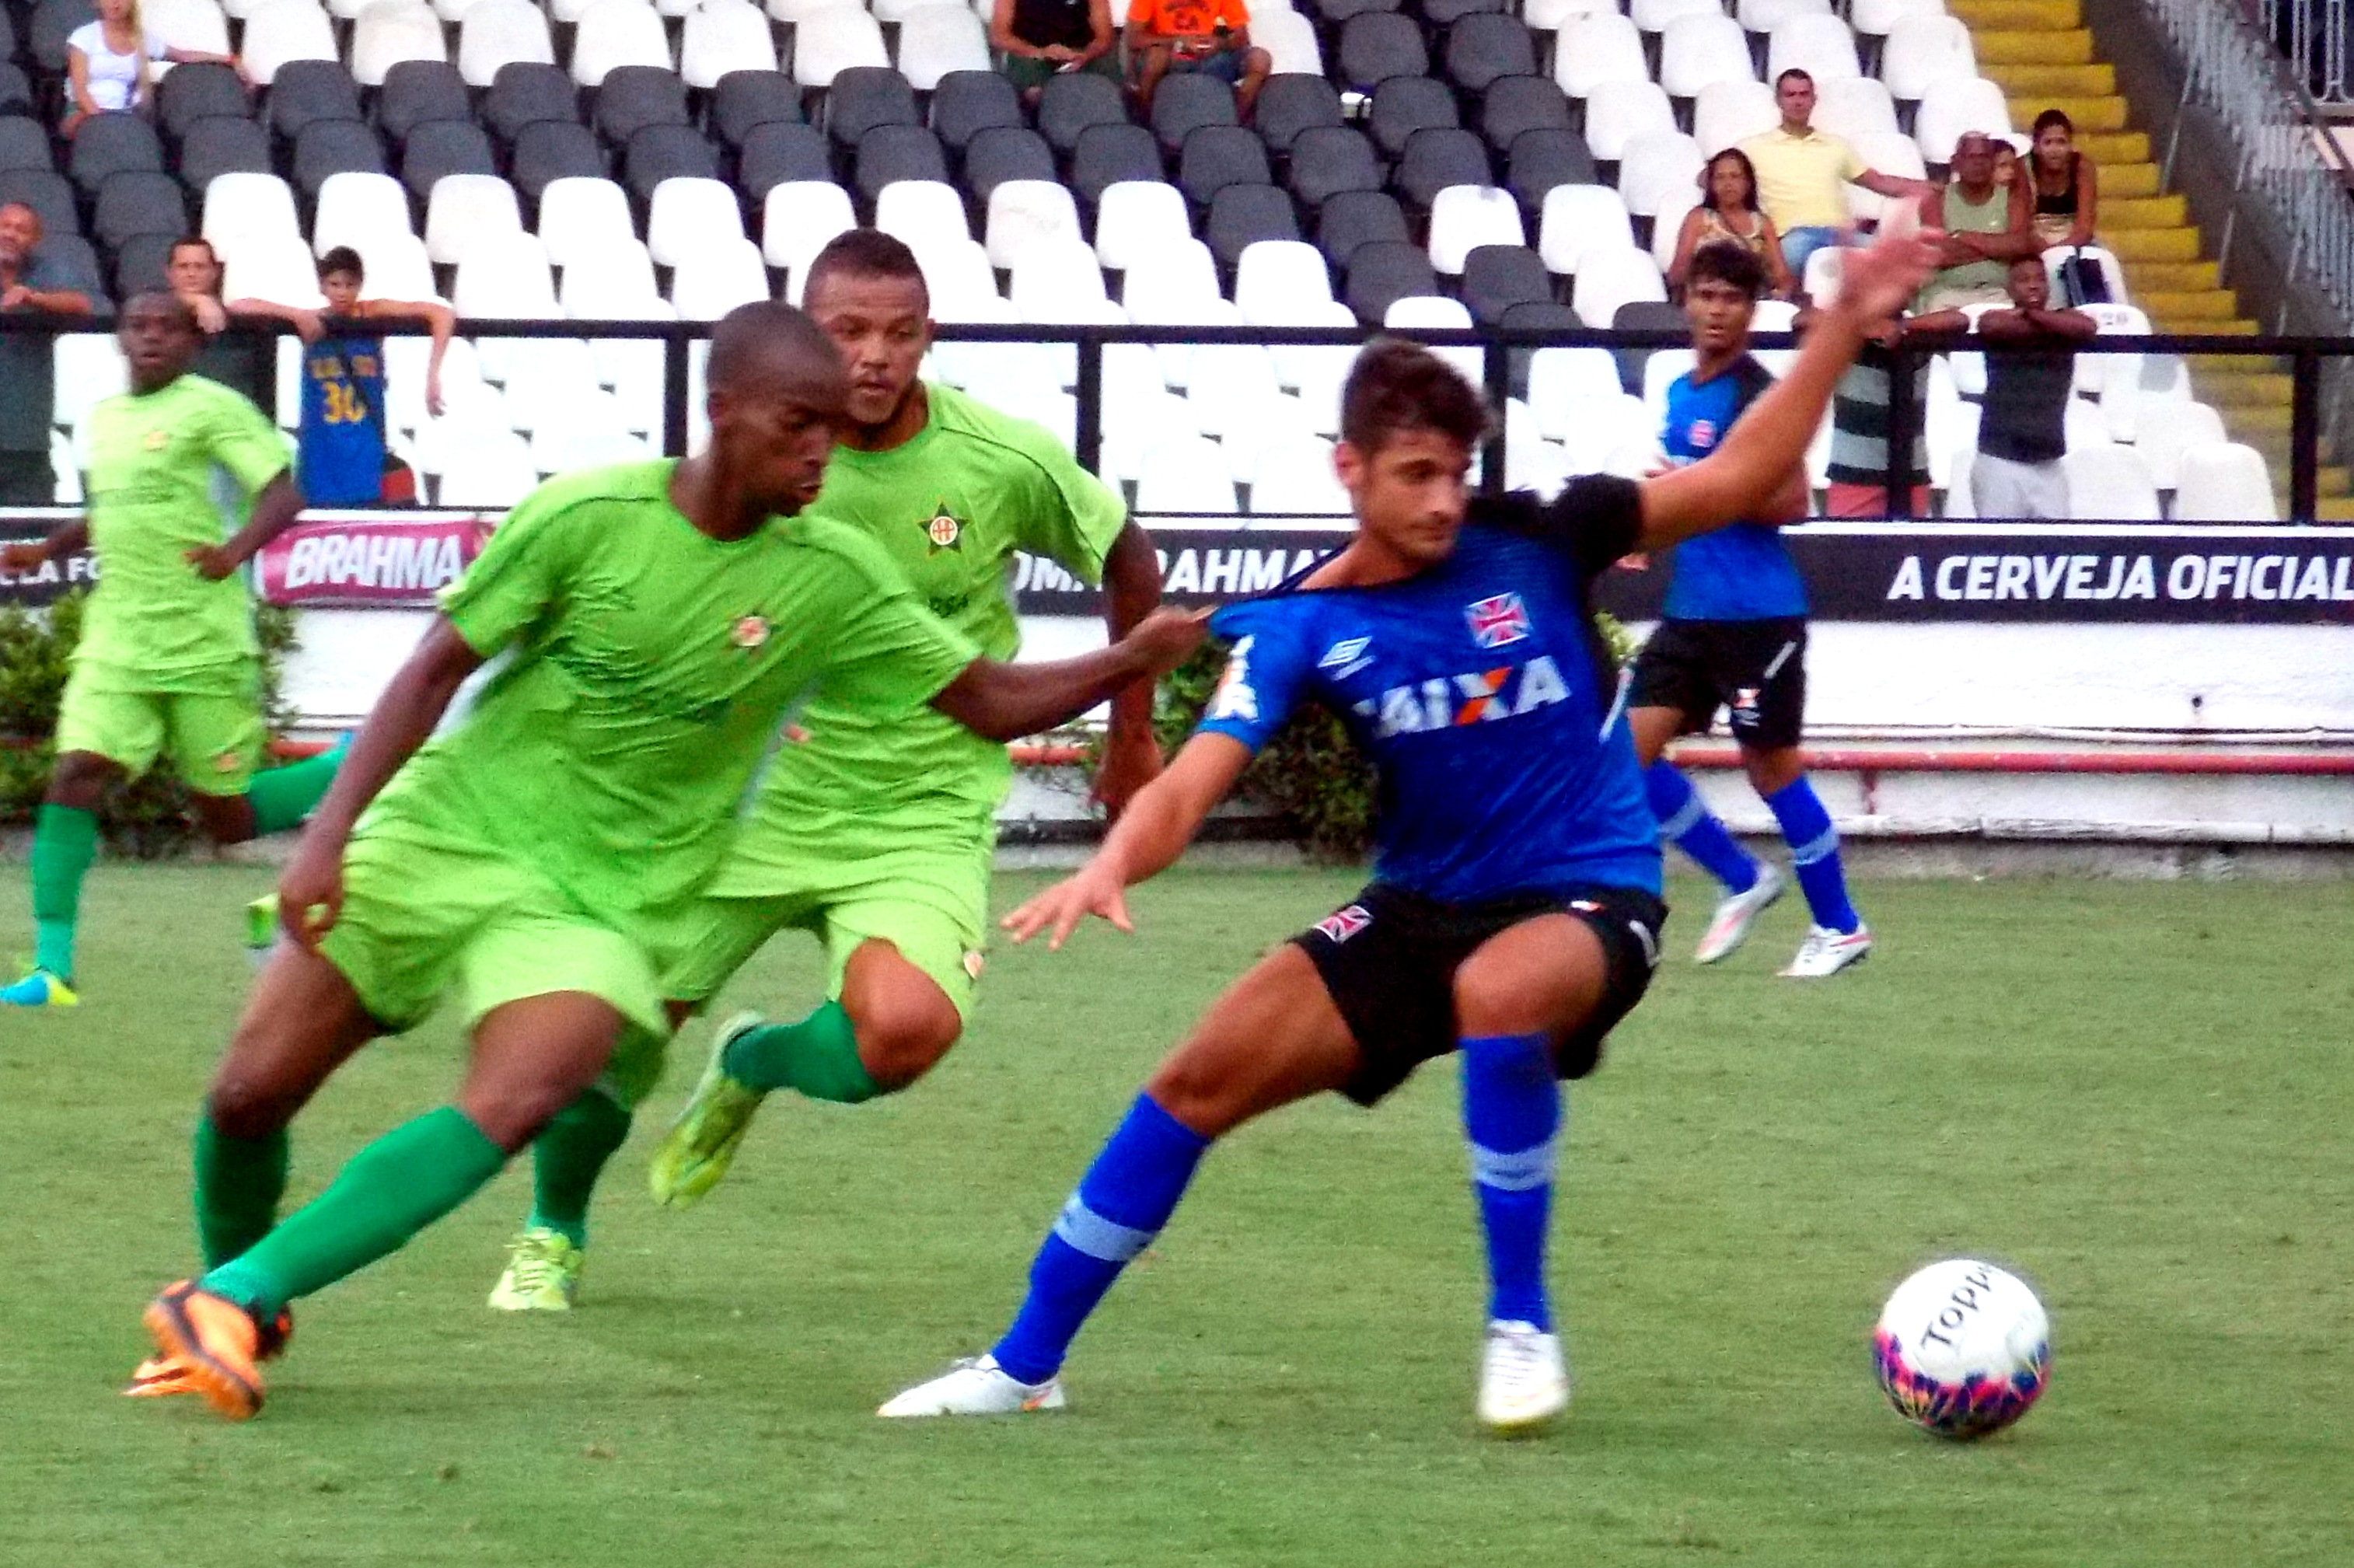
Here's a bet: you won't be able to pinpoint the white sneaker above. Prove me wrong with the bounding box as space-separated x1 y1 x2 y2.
1780 923 1872 978
1692 862 1785 964
1477 1320 1569 1437
876 1354 1067 1418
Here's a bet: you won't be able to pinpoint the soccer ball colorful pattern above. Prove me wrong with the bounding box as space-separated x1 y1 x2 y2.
1873 1259 2049 1441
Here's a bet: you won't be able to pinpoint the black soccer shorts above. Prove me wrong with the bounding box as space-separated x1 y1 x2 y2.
1628 616 1809 750
1291 882 1668 1106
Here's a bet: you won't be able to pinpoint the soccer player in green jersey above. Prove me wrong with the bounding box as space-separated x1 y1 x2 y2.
130 301 1205 1420
486 229 1165 1307
0 294 341 1009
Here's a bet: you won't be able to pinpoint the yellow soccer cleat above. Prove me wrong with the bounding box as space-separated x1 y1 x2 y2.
1 968 77 1008
487 1227 584 1311
646 1011 771 1209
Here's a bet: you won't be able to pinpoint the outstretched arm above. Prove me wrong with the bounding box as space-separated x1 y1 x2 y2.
1002 732 1253 949
0 517 90 572
930 604 1206 742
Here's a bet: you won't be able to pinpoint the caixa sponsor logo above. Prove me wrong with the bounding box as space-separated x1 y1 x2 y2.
1352 655 1572 738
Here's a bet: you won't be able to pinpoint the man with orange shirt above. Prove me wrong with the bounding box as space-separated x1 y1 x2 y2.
1126 0 1269 116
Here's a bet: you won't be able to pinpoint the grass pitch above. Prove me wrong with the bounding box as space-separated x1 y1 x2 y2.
1 865 2348 1566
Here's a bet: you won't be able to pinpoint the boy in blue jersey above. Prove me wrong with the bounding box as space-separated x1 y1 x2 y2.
876 225 1940 1435
1629 242 1870 979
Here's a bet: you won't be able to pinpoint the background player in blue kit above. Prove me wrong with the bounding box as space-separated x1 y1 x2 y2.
875 224 1940 1436
1628 242 1870 979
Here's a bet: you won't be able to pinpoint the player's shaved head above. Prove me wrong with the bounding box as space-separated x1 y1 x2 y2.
695 302 850 526
707 299 849 408
802 228 929 316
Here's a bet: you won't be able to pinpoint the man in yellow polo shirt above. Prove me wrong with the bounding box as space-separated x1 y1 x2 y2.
1741 69 1934 281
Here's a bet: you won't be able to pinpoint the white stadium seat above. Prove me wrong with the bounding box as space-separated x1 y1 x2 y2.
458 0 554 86
559 237 663 313
498 338 601 431
794 9 889 86
571 0 672 85
1650 187 1698 269
1136 431 1239 515
1767 13 1860 82
895 5 991 89
1659 14 1755 100
1846 128 1926 223
1234 239 1336 324
1693 80 1779 159
424 173 522 266
1537 183 1635 274
1093 180 1190 271
1526 347 1624 433
222 232 326 307
763 180 857 269
682 0 780 88
1737 0 1830 30
877 179 975 253
670 237 773 319
538 177 638 266
1617 131 1703 217
1581 79 1675 161
1552 12 1647 97
351 0 446 86
452 229 558 317
1814 76 1900 142
1123 238 1222 310
145 0 232 54
2044 243 2129 306
239 0 336 85
1916 75 2013 165
354 232 438 300
312 172 412 255
1186 344 1285 440
1254 14 1323 75
2171 442 2278 521
2132 400 2226 490
907 237 1001 313
2062 444 2161 520
1882 12 1975 102
1247 435 1350 515
1629 0 1717 33
438 427 540 505
985 180 1085 268
204 173 302 260
1853 0 1944 36
1427 185 1525 274
1008 238 1111 315
1571 246 1666 326
648 177 746 268
1524 0 1615 31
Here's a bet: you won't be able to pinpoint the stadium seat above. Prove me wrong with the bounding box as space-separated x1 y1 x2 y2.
496 337 605 430
1203 182 1301 270
114 232 178 297
1581 78 1674 161
147 0 232 54
1915 75 2011 165
220 232 322 304
438 427 540 505
1287 126 1381 211
896 5 990 90
596 66 691 149
1008 237 1115 319
1306 0 1400 22
1881 14 1975 102
532 386 653 473
241 0 337 86
1221 390 1322 484
27 0 93 75
573 0 673 86
738 121 831 201
1071 123 1161 205
352 229 437 298
1425 0 1507 26
423 171 522 263
2062 444 2160 520
461 3 557 88
1461 243 1550 323
1852 0 1940 36
1658 14 1753 100
0 168 72 234
2171 443 2276 522
1094 180 1189 271
1336 12 1426 94
93 170 190 251
156 63 251 142
400 120 497 201
1427 184 1522 274
292 120 386 203
984 178 1083 266
682 0 779 89
1367 75 1458 160
1186 347 1284 443
1151 72 1237 156
670 236 771 318
1123 237 1221 310
624 125 720 204
512 120 606 201
907 236 1001 313
795 9 890 86
854 124 948 203
560 236 663 311
966 125 1057 204
1504 127 1597 211
1393 127 1490 211
761 178 855 268
1249 435 1350 513
826 67 920 147
1527 345 1623 426
931 70 1022 152
1738 0 1831 31
1036 70 1129 157
1179 124 1272 208
202 170 302 257
1254 12 1324 76
1523 0 1615 31
267 59 364 142
351 1 447 87
1812 75 1899 142
67 114 163 197
452 228 558 314
875 176 969 253
1768 14 1861 83
646 174 744 266
538 175 637 264
1136 431 1238 513
1315 187 1409 269
0 69 26 125
1572 246 1664 324
1344 239 1437 323
312 169 410 253
1552 12 1646 98
0 118 50 176
1693 80 1779 159
377 60 473 145
2122 398 2223 488
713 70 803 148
1254 73 1344 155
484 62 577 143
1442 13 1535 95
1481 75 1573 155
1617 131 1701 217
1234 239 1334 323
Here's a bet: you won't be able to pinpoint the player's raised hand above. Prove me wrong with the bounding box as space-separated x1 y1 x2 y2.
276 832 346 951
1830 222 1944 331
1002 862 1134 951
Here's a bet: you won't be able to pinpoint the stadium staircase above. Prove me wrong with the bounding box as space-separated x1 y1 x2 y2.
1953 0 2348 512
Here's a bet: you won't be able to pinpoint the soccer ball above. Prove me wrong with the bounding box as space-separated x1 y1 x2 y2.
1873 1259 2049 1441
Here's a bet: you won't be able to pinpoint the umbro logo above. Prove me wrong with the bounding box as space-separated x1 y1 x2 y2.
1317 635 1374 679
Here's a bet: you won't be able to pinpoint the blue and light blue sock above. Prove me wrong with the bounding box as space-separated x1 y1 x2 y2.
992 1093 1211 1385
1460 1032 1561 1331
1643 761 1759 895
1765 777 1860 933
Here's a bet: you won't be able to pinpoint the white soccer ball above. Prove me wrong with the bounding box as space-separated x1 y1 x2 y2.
1873 1258 2050 1441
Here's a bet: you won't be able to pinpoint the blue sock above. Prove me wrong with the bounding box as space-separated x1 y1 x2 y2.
1765 777 1860 933
1643 762 1759 895
1460 1033 1561 1331
992 1093 1211 1385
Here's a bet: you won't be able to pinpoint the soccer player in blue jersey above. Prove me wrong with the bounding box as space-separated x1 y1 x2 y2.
876 225 1940 1434
1628 241 1870 978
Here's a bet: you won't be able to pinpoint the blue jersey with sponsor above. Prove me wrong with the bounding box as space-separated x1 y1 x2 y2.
1661 354 1807 621
297 334 387 505
1197 477 1661 901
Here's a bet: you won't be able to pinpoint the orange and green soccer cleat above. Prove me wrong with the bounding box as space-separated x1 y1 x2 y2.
125 1308 292 1399
140 1281 266 1420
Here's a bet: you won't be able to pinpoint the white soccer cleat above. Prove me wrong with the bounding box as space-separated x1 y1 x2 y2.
1477 1320 1569 1437
877 1354 1067 1418
1780 923 1873 978
1692 862 1785 964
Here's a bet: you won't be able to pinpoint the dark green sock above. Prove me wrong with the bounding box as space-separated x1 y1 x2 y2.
194 1116 291 1269
201 1106 506 1318
527 1089 631 1248
243 736 349 836
29 803 97 980
720 999 881 1103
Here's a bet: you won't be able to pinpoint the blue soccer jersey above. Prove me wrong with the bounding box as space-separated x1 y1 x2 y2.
1197 476 1662 902
1660 354 1807 621
297 334 387 505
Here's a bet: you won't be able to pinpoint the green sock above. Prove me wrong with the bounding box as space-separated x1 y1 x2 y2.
29 803 97 981
243 736 349 836
720 999 881 1103
527 1089 631 1248
194 1116 290 1269
201 1106 505 1319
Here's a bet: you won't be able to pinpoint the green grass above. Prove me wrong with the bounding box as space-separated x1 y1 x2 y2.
2 866 2349 1566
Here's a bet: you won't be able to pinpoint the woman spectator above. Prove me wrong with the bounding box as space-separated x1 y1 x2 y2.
2027 108 2098 250
1992 140 2021 194
1668 148 1797 299
65 0 241 135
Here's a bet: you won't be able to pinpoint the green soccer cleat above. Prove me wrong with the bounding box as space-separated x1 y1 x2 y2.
647 1011 772 1209
1 968 77 1008
244 895 279 972
487 1227 584 1311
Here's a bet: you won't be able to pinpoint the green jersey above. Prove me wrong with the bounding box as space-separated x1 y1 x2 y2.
356 461 978 947
77 372 289 691
714 384 1126 889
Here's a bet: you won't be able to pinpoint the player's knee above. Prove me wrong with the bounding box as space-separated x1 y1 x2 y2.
457 1081 573 1154
204 1066 300 1140
852 1000 961 1091
46 752 114 809
1143 1046 1249 1138
1742 746 1804 798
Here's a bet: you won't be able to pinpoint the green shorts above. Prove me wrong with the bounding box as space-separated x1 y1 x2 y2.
997 48 1121 93
54 661 265 795
318 829 673 1105
664 836 994 1021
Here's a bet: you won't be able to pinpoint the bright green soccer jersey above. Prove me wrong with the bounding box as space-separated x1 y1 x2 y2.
714 383 1126 889
77 372 290 691
355 461 980 948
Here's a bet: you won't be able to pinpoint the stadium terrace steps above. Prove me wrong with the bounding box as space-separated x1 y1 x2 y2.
1983 63 2116 98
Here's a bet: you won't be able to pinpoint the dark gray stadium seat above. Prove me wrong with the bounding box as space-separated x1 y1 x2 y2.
1315 187 1409 269
623 124 720 204
486 64 581 145
30 0 96 75
1037 70 1127 156
268 60 364 144
0 168 77 232
1393 125 1490 208
1368 74 1457 159
1481 75 1571 153
827 67 918 148
1203 182 1298 270
1443 14 1537 94
292 120 385 201
41 231 107 303
1286 125 1380 211
177 115 273 190
963 124 1055 203
1344 239 1437 323
1308 0 1399 22
1498 299 1580 396
0 116 49 173
1461 243 1550 323
712 70 802 148
1423 0 1504 23
1179 123 1270 208
1070 121 1161 204
1505 127 1596 210
0 12 15 71
1150 72 1235 156
1252 73 1343 154
854 123 947 203
401 120 498 201
114 229 176 298
93 169 187 250
68 113 163 196
736 120 831 201
595 65 690 148
511 119 606 201
155 63 249 143
930 70 1021 152
0 65 33 121
1336 12 1426 95
1612 299 1685 392
378 61 472 146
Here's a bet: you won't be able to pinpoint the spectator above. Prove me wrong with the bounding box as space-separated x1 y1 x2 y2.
1817 299 1967 519
165 236 274 410
992 0 1119 105
1668 148 1797 299
65 0 241 135
1126 0 1270 118
2027 108 2099 251
1992 140 2020 194
1741 69 1932 279
0 202 97 505
1916 131 2034 311
1971 254 2095 519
